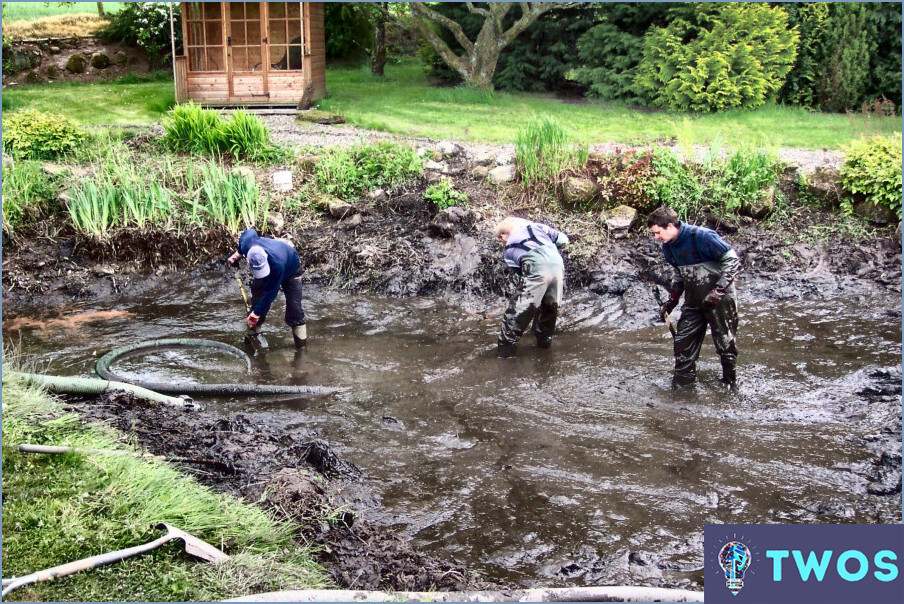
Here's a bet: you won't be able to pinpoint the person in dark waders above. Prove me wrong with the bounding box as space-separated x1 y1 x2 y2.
227 228 308 349
494 217 569 357
648 206 741 389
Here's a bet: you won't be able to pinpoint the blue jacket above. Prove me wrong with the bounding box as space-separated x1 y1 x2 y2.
238 229 300 317
661 222 731 267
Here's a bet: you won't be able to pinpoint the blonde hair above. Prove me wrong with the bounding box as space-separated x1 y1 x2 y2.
493 216 531 238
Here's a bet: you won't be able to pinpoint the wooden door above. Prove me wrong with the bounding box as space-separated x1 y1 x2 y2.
227 2 268 101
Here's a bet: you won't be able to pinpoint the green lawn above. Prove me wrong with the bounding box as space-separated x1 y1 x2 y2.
2 57 899 149
2 78 174 127
319 59 901 149
1 1 126 21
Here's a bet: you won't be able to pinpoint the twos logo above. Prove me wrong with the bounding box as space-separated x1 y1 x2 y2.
704 525 903 604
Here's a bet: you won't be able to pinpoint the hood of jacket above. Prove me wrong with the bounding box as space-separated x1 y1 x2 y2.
238 229 259 256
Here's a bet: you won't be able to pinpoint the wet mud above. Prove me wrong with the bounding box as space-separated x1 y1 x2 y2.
2 171 901 593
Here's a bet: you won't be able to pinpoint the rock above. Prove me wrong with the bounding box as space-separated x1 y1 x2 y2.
326 197 356 219
90 52 111 69
295 154 320 174
424 171 443 185
470 166 490 181
442 161 467 176
65 53 88 74
367 189 388 204
742 186 775 219
339 213 363 229
488 164 516 185
49 46 61 54
438 141 462 158
429 206 477 238
604 205 637 236
895 221 902 244
560 175 597 207
266 212 285 233
805 168 842 206
852 198 897 225
5 46 42 73
113 50 128 64
23 71 41 85
496 155 514 166
783 164 800 180
58 189 73 206
296 110 345 125
416 147 430 158
44 65 60 79
424 159 445 172
472 150 496 167
2 154 13 170
94 265 115 277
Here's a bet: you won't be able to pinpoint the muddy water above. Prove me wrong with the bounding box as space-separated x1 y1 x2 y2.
4 272 901 588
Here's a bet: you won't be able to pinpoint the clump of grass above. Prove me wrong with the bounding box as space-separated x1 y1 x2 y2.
1 363 329 602
2 160 58 235
189 162 268 233
515 115 587 189
162 103 283 163
314 141 423 200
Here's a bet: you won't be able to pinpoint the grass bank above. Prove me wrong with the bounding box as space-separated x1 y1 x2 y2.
319 59 899 149
1 366 330 601
1 77 174 126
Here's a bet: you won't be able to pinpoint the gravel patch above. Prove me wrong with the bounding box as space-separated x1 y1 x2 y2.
258 114 845 175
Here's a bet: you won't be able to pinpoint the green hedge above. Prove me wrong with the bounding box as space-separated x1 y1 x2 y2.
840 133 903 218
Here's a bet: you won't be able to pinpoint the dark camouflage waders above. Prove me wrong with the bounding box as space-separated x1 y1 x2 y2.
499 244 564 347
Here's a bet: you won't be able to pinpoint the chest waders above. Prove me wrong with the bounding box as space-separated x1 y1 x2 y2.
499 238 564 350
666 231 739 388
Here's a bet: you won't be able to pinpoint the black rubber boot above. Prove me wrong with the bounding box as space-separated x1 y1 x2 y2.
720 359 737 389
671 372 696 390
292 324 307 349
244 328 268 354
536 335 552 349
497 343 518 358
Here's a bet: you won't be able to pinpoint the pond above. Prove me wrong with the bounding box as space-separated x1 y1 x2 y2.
4 271 901 588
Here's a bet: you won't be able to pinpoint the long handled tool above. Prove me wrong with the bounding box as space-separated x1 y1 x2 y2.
652 286 677 338
232 265 268 353
1 523 228 597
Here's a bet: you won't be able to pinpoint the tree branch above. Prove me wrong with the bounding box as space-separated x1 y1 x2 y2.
410 2 474 53
499 2 562 47
465 2 491 18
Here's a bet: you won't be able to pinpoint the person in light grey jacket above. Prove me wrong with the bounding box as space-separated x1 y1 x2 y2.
494 217 569 356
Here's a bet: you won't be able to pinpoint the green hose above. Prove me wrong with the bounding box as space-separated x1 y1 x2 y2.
12 372 197 409
94 338 345 397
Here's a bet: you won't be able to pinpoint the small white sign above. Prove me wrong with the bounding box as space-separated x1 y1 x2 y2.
272 170 293 191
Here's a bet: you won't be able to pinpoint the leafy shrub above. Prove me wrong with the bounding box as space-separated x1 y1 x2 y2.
97 2 181 66
840 133 903 218
634 4 799 112
583 149 654 210
425 179 467 210
817 3 877 112
2 109 87 160
516 115 587 189
779 3 830 109
647 149 703 221
2 161 57 235
314 142 423 200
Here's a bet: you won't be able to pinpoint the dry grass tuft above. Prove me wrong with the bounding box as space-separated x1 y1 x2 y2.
3 14 105 39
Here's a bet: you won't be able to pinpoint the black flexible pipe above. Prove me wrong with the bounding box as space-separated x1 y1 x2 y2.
95 338 345 397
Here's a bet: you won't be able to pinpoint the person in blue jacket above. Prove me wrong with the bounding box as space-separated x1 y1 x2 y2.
494 216 569 356
648 206 741 389
228 228 307 348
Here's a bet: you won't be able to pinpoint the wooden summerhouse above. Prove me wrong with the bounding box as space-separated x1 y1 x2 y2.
174 2 325 107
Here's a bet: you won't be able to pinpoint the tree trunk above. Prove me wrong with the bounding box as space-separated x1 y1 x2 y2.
96 2 105 17
371 2 387 77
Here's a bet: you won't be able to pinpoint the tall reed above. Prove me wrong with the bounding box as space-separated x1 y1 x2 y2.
515 115 587 189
